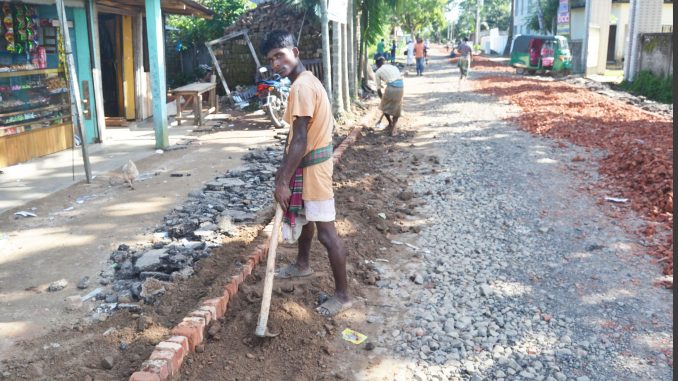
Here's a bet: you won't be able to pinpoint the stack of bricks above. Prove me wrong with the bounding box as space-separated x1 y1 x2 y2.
128 109 377 380
216 1 323 87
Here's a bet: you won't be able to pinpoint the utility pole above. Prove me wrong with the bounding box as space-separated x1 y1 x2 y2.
56 0 92 184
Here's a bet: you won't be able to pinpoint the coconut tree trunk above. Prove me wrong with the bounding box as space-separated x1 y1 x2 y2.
503 0 514 56
536 0 546 34
341 23 350 113
348 0 357 101
332 21 344 116
358 4 367 87
320 0 332 101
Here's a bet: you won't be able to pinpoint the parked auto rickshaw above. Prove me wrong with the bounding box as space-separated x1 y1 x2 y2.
510 35 572 76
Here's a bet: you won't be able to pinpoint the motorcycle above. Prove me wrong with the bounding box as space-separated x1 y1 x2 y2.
256 67 290 128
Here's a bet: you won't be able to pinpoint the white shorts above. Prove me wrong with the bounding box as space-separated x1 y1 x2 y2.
304 198 336 222
282 198 336 243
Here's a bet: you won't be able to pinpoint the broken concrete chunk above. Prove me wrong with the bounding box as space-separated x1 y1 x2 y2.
47 279 68 292
133 249 168 272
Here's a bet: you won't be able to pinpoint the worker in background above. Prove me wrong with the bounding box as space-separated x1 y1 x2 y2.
414 36 426 76
374 56 404 137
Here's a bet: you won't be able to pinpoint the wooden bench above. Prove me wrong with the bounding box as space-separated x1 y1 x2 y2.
171 82 218 126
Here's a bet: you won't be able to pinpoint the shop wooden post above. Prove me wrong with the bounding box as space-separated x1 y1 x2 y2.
144 0 169 149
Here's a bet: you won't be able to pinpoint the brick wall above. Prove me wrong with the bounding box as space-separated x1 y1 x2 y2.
217 2 323 87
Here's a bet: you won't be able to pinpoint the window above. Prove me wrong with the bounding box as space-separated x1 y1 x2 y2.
662 25 673 33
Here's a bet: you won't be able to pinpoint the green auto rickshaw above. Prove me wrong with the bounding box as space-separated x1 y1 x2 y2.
510 35 572 76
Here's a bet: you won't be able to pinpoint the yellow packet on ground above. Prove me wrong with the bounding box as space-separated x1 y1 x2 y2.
341 328 367 345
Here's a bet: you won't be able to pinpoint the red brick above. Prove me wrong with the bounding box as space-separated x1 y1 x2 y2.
156 341 186 360
170 322 202 352
188 309 212 326
202 297 226 318
199 304 219 320
226 281 238 300
220 289 231 307
149 349 179 377
166 336 190 354
246 256 257 269
241 263 252 278
141 359 169 380
129 371 161 381
183 316 207 334
232 273 243 285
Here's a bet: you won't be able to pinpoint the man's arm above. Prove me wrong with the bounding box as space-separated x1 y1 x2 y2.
375 70 383 97
274 116 310 211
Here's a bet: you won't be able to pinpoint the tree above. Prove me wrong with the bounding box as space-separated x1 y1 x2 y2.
527 0 559 34
332 21 344 115
503 0 514 56
483 0 510 31
391 0 446 39
452 0 510 40
167 0 255 47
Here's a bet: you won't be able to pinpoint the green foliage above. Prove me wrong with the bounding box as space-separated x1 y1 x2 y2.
484 0 510 31
360 0 392 46
620 71 673 104
390 0 447 38
452 0 511 39
167 0 256 47
527 0 558 34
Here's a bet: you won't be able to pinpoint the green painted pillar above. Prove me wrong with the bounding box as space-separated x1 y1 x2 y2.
72 8 98 143
144 0 169 149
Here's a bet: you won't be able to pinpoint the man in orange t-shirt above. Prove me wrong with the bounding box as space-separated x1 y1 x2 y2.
261 30 351 317
414 37 426 76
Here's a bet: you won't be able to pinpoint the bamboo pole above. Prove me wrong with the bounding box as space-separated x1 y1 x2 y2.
56 0 92 184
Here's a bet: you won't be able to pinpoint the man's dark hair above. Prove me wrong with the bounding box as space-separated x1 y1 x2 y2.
260 30 296 55
375 56 385 65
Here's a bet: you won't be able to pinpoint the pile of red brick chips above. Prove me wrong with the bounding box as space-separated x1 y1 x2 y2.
471 57 673 277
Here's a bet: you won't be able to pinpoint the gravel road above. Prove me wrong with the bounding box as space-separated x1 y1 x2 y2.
350 52 673 381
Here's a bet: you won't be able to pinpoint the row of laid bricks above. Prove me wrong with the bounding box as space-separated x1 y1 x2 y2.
129 112 376 381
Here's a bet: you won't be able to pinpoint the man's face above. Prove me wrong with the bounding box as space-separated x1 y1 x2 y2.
266 47 299 77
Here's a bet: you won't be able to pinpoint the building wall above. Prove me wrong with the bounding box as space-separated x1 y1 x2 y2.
638 32 673 77
513 0 535 35
661 3 673 29
571 8 585 40
571 2 672 67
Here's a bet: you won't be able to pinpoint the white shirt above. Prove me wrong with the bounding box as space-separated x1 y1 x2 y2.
374 64 401 89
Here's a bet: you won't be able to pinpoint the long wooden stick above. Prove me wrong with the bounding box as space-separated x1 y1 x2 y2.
255 203 284 337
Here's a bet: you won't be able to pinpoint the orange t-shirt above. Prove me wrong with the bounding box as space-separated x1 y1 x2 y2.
415 42 425 58
283 71 334 201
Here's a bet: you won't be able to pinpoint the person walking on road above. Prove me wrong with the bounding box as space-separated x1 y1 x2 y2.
406 39 415 67
376 38 385 59
456 37 473 80
260 30 352 317
414 37 426 76
390 40 397 64
374 56 404 137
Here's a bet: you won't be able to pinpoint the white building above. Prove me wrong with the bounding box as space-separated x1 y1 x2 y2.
513 0 537 36
570 0 673 65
